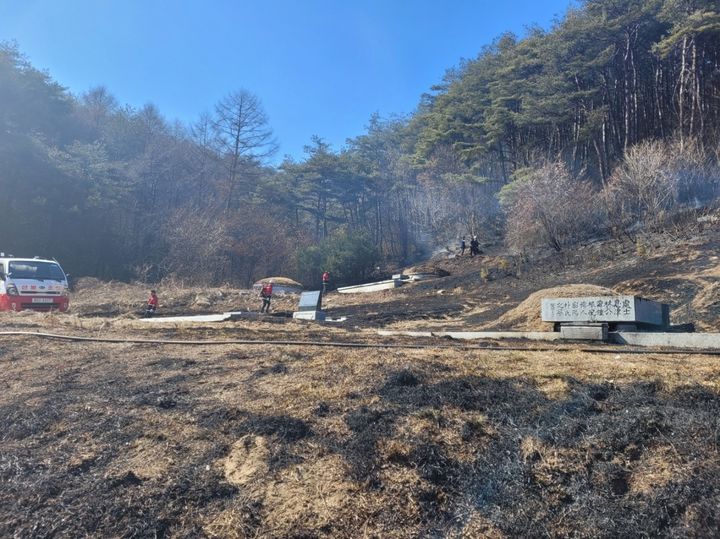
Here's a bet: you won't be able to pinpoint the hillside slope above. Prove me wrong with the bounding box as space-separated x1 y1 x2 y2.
320 217 720 332
65 214 720 333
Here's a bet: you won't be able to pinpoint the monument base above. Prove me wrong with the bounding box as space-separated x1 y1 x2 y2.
560 323 608 341
293 310 326 321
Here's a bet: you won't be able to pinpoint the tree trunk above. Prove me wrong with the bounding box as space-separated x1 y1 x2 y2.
679 35 688 151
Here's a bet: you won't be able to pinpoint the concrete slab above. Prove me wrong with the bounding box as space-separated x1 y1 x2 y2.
292 310 326 321
611 332 720 349
393 272 443 282
378 329 720 350
378 330 563 341
139 312 238 323
378 330 433 337
227 312 262 320
560 324 608 341
405 272 442 282
337 279 402 294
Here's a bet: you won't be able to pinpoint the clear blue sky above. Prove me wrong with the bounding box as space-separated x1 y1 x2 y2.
1 0 575 162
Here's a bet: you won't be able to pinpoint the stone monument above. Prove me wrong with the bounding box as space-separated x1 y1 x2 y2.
541 295 670 340
293 290 326 321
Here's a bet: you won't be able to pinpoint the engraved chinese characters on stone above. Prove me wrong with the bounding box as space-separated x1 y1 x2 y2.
541 296 667 326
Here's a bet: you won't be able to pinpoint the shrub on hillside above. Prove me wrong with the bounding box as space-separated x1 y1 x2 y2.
603 141 679 235
603 139 720 238
671 138 719 205
161 207 299 286
500 162 604 253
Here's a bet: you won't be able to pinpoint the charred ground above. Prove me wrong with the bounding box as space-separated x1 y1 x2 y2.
2 224 720 538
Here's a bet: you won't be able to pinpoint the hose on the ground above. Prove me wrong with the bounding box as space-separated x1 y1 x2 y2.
0 330 719 355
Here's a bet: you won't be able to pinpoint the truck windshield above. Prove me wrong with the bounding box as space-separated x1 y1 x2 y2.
9 261 66 281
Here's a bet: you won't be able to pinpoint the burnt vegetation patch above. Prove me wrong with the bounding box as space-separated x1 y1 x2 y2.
0 379 241 538
479 383 720 537
0 398 67 441
244 413 312 442
380 374 541 423
337 373 720 537
4 328 720 538
460 418 487 442
251 361 289 378
345 406 391 432
342 406 396 481
313 401 330 417
384 367 423 388
409 442 461 486
198 409 312 443
132 384 189 410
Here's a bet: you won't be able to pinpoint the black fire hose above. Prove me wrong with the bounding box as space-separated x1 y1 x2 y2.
1 330 719 355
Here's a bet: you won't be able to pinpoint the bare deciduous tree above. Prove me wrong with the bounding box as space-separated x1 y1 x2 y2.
161 208 231 284
603 140 679 235
603 138 720 239
212 89 277 211
80 86 119 131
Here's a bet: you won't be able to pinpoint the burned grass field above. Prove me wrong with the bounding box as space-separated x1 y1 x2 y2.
2 320 720 538
3 229 720 537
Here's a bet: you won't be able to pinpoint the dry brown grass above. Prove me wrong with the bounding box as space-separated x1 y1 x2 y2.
2 312 720 537
4 226 720 537
70 277 300 318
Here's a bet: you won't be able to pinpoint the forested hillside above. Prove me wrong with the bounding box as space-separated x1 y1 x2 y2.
1 0 719 286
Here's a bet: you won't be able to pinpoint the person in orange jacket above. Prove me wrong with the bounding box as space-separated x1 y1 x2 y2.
143 290 159 317
322 270 330 294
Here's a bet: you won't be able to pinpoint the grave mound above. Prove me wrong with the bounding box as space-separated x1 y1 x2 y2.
484 284 618 331
252 277 303 293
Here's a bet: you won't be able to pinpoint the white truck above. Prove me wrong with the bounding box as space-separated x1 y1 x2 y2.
0 255 70 312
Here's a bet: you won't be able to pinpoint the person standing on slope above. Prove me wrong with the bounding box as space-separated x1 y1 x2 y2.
470 236 480 257
260 281 273 313
322 270 330 294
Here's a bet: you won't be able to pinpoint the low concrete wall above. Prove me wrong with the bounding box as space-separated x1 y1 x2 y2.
293 310 326 321
379 329 720 350
560 324 608 341
337 279 402 294
378 330 563 341
611 332 720 349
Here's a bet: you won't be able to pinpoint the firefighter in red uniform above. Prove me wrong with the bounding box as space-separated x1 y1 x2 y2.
322 271 330 294
260 282 273 313
144 290 159 317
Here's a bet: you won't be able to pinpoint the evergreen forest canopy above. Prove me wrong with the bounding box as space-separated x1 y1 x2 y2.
1 0 719 287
